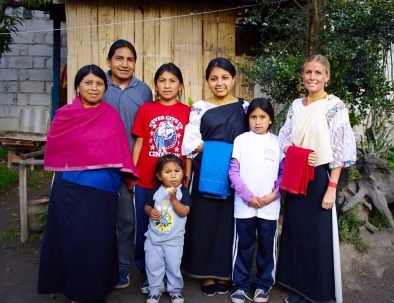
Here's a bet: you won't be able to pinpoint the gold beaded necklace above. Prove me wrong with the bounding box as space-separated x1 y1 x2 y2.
307 92 328 104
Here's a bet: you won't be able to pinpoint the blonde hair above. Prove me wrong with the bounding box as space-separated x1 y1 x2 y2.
303 54 330 75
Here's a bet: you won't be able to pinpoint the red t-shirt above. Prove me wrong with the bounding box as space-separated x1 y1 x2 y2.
132 101 191 189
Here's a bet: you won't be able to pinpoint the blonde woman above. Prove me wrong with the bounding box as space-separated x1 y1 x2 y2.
277 55 356 303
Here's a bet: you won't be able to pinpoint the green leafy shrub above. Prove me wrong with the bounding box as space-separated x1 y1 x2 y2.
369 207 393 230
348 167 361 181
0 165 18 189
0 146 6 161
386 146 394 168
242 0 394 130
2 227 21 240
338 206 369 252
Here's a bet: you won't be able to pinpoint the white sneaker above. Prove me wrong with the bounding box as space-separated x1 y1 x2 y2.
230 289 252 303
170 292 184 303
146 293 161 303
253 288 269 303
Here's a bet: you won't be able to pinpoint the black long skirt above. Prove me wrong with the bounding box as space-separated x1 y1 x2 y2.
37 174 118 301
277 165 336 303
182 155 234 280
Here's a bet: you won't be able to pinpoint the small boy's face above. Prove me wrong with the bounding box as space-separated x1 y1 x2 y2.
157 161 184 189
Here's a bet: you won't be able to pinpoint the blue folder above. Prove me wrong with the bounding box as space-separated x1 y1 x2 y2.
198 140 232 199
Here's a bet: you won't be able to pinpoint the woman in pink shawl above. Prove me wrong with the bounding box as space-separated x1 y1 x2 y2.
38 64 138 303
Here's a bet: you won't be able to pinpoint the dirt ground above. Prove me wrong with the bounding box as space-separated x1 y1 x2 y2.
0 169 393 303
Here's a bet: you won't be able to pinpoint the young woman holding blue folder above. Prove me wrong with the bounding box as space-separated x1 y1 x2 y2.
182 57 248 296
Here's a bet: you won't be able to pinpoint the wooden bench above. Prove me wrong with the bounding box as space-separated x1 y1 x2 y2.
0 131 46 168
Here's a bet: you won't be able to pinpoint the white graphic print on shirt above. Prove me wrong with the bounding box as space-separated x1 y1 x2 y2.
149 115 184 157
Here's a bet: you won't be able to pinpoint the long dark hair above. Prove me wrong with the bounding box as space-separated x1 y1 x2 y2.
74 64 107 92
205 57 236 80
246 98 275 131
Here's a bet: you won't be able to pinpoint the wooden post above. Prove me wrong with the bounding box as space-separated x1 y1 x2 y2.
18 159 45 243
19 164 28 243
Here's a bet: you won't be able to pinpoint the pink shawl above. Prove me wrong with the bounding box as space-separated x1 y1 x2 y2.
44 97 138 183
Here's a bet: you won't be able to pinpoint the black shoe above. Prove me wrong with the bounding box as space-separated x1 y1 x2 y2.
285 294 302 303
216 283 231 295
201 284 217 296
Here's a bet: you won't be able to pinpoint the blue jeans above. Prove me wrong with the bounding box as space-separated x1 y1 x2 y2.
134 185 152 274
232 217 278 292
117 183 135 273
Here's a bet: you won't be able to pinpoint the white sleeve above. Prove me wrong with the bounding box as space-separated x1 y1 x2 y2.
232 135 242 161
278 102 295 152
327 99 357 168
182 123 203 157
181 100 205 158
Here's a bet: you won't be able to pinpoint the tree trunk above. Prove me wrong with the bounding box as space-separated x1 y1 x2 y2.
340 155 394 232
306 0 324 55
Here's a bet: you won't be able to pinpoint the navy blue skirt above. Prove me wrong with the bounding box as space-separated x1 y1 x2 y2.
183 153 234 280
277 165 335 303
37 174 118 301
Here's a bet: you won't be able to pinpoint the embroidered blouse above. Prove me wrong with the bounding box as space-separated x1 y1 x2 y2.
278 94 356 169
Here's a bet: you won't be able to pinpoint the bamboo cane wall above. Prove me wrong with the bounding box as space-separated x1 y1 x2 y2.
65 0 253 103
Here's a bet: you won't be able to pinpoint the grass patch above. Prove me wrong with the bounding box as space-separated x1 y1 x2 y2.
338 205 369 253
0 165 18 189
0 242 17 249
2 227 21 240
26 169 52 188
369 207 393 230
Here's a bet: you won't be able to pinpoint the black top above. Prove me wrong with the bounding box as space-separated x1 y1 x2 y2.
200 99 248 143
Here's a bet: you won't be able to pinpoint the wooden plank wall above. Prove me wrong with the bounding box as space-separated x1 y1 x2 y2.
65 0 253 103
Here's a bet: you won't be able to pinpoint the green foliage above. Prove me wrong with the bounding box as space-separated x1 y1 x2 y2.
386 146 394 168
22 0 51 7
26 168 52 188
34 205 48 221
369 207 392 230
187 97 194 107
338 206 369 252
0 8 22 55
359 108 393 157
0 146 6 160
0 165 18 188
348 166 361 181
0 0 51 56
242 0 394 127
2 227 20 240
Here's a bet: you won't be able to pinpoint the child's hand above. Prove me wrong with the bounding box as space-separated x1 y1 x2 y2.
248 196 261 208
150 208 161 220
258 192 276 207
166 187 177 202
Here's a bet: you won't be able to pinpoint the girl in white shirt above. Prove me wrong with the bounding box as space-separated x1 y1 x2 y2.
229 98 284 303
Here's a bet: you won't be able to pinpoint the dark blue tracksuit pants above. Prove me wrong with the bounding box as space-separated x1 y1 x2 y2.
232 217 278 292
